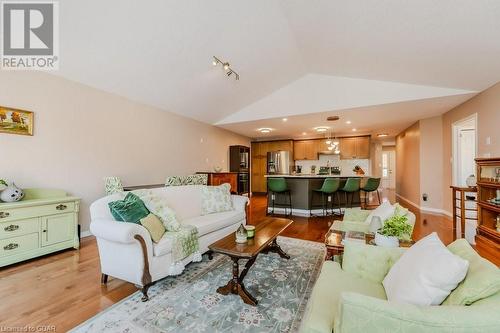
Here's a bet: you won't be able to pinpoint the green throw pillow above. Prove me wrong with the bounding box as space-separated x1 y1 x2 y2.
442 239 500 306
140 214 166 243
108 192 150 223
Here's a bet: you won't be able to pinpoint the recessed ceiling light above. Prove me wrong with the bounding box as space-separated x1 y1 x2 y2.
352 128 357 132
258 128 272 133
314 126 329 133
282 118 288 122
377 133 389 137
346 120 351 124
302 132 307 135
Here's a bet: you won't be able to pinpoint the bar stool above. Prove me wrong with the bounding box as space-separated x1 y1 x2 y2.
361 177 381 206
311 178 341 216
267 178 292 216
340 178 361 211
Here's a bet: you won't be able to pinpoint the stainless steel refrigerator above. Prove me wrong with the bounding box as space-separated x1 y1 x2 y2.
267 151 294 175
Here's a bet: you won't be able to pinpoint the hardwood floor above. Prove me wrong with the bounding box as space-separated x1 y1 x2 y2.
0 189 498 331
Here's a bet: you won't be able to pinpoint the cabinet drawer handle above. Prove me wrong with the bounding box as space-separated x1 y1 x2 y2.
4 225 19 232
56 204 67 211
0 212 10 219
3 243 18 251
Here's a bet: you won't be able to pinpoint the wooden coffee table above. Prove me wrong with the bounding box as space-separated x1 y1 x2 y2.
208 217 292 306
325 229 414 260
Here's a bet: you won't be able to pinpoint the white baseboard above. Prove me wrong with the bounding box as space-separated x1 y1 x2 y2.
81 230 92 238
395 193 452 217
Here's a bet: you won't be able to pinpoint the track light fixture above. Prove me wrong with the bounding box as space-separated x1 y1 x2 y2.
212 56 239 80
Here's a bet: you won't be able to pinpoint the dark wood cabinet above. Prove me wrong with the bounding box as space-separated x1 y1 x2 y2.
199 173 238 194
475 158 500 249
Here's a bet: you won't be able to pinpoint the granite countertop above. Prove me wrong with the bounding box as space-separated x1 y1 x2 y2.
265 174 368 178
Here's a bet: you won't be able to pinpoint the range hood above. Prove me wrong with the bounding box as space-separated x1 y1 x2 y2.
318 150 339 156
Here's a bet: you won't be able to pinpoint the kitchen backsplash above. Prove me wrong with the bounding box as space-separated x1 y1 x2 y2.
295 155 371 176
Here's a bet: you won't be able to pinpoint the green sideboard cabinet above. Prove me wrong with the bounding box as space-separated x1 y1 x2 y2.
0 189 80 267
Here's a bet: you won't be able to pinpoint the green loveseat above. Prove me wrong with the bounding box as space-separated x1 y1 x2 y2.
301 239 500 333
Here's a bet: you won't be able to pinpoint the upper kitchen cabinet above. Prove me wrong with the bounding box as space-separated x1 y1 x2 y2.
339 136 370 159
268 140 293 152
294 140 318 160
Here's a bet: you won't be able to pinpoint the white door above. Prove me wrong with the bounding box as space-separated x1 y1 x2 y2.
382 150 396 189
457 129 476 186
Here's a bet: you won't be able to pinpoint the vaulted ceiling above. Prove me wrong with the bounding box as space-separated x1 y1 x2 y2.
56 0 500 138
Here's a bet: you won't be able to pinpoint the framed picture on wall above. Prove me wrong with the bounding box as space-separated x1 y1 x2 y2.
0 106 34 136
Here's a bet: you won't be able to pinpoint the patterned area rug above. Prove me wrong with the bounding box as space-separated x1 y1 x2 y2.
72 237 325 333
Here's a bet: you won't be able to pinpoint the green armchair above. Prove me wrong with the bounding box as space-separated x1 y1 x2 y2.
300 239 500 333
331 204 416 240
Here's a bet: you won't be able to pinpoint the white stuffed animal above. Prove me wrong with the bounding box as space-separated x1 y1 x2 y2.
0 183 24 202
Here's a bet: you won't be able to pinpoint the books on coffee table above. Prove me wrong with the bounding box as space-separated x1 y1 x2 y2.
341 231 366 245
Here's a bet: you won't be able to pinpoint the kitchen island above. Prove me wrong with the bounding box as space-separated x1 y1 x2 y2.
265 174 368 216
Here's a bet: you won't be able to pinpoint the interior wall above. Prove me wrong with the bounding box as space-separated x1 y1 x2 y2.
0 71 250 232
395 121 420 205
442 82 500 214
419 116 444 210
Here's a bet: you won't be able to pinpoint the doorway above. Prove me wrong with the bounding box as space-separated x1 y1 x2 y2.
381 147 396 189
452 114 477 186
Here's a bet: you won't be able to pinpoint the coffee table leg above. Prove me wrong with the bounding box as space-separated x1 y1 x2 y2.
217 256 258 306
262 238 290 259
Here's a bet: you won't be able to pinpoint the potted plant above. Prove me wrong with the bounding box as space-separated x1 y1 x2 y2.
374 214 412 247
0 179 7 191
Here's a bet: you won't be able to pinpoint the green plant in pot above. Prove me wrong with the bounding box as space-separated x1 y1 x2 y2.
0 179 7 191
375 214 412 247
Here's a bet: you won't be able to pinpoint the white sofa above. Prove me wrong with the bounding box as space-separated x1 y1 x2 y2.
89 185 248 301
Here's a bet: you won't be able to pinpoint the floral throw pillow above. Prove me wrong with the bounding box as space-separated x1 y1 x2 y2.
201 183 233 215
133 190 181 232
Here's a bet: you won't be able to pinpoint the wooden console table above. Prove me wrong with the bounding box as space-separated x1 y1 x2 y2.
450 186 477 241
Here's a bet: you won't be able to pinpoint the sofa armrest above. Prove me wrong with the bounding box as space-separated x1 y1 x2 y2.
342 208 371 223
90 219 151 245
232 195 249 212
336 292 500 333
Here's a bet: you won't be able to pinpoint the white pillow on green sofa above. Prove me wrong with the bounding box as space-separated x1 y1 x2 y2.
383 232 469 306
364 201 395 224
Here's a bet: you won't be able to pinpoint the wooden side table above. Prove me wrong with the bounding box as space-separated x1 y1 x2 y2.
324 229 413 260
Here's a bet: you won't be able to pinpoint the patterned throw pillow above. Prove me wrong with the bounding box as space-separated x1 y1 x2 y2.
108 192 150 223
185 174 208 185
165 176 184 187
104 176 123 195
201 183 233 215
139 193 181 231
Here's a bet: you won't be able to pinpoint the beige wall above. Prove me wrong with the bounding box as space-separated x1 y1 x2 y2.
396 121 420 205
419 116 444 210
0 71 250 232
442 82 500 213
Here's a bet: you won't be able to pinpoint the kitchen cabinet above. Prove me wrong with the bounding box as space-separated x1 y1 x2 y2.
251 140 293 193
294 140 318 160
340 136 370 159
